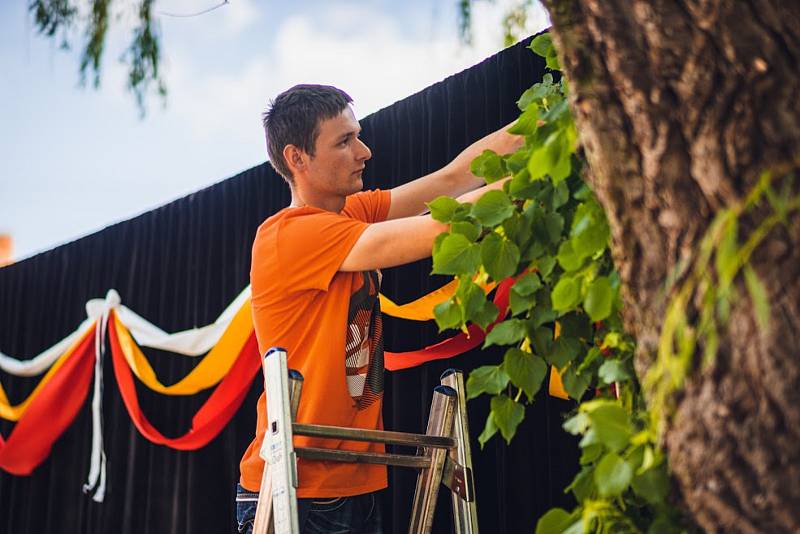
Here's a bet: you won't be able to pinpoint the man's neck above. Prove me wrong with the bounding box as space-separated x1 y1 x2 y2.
289 188 346 213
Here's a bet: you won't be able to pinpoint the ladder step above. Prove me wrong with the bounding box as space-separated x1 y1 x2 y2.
296 447 432 469
293 423 456 449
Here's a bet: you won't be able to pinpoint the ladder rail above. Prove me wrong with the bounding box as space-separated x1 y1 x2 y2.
408 385 458 534
293 423 456 449
441 369 480 534
253 348 479 534
296 447 431 468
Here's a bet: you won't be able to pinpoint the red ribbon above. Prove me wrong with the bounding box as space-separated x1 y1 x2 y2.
108 310 261 450
0 329 96 475
385 277 514 371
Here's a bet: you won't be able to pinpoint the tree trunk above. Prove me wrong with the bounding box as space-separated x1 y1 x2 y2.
540 1 800 532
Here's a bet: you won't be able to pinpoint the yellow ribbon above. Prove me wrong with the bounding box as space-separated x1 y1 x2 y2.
381 278 569 399
548 321 569 400
0 323 96 421
379 279 497 321
112 299 253 395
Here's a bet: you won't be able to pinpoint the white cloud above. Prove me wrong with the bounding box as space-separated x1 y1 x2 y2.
156 0 261 34
163 1 548 144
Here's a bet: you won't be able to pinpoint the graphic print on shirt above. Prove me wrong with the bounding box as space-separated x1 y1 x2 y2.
344 271 384 409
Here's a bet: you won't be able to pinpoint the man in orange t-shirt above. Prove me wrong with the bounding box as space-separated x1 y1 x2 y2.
236 84 521 534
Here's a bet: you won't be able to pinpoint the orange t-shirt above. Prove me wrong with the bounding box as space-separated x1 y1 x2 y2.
239 189 392 498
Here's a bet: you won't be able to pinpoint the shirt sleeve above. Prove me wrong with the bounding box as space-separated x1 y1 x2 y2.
277 210 369 292
342 189 392 223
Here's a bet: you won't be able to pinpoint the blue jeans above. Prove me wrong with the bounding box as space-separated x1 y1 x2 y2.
236 484 383 534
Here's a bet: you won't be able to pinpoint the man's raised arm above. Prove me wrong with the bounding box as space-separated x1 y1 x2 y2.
385 124 523 220
341 179 508 272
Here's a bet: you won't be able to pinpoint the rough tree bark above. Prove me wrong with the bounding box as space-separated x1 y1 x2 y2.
540 1 800 532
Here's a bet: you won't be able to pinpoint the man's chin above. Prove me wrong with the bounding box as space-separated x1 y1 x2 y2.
348 176 364 193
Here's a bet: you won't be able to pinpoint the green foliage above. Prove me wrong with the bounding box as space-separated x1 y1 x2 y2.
29 0 167 115
645 170 799 437
431 32 690 533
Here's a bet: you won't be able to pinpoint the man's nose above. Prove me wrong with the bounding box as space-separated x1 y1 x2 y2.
356 138 372 161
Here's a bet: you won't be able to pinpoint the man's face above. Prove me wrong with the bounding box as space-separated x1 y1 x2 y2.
305 106 372 198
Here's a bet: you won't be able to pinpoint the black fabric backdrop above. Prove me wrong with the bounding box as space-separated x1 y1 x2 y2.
0 37 578 534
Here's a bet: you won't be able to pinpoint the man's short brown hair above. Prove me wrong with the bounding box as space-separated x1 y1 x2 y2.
262 84 353 183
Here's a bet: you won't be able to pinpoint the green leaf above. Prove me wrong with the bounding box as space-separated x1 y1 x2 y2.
484 319 527 348
503 348 548 402
433 298 461 332
471 189 515 226
458 278 498 329
566 466 595 503
715 215 738 283
450 221 481 242
744 265 770 329
529 33 553 58
502 212 532 249
452 202 474 222
535 508 578 534
528 144 555 180
477 413 498 448
544 212 565 243
563 412 589 435
553 180 570 208
583 276 613 321
505 149 531 175
557 241 584 272
466 365 510 399
427 196 461 223
510 103 539 134
509 169 536 199
559 312 592 340
535 255 557 280
516 87 537 111
594 452 633 497
512 272 542 296
549 136 572 183
545 49 560 71
509 290 536 316
480 232 520 281
432 234 480 275
631 464 669 505
571 200 610 258
579 443 604 465
470 150 507 183
552 277 580 311
562 365 591 400
573 183 592 201
597 360 631 384
585 402 632 452
530 325 553 355
432 232 447 255
576 346 602 375
548 336 582 370
491 394 525 443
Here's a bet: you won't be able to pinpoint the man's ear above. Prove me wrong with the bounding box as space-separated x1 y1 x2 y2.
283 144 307 175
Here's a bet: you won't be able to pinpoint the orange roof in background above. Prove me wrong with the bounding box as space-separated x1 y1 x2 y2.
0 235 12 267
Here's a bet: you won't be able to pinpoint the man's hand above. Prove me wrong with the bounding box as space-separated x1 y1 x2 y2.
385 124 524 220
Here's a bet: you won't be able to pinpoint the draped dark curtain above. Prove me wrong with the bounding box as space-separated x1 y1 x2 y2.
0 36 578 534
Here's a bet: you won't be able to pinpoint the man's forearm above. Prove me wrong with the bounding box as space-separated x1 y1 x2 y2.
386 124 523 220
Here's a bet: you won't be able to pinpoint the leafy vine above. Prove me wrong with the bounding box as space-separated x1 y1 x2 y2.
429 34 682 533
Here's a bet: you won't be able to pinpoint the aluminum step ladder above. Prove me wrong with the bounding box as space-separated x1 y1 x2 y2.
251 347 479 534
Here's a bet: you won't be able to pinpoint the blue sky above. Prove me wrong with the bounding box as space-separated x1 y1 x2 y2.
0 0 548 261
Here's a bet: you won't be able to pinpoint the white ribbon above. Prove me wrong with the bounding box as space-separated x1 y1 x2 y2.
0 320 94 376
82 290 119 502
117 285 251 356
0 286 251 376
0 285 252 503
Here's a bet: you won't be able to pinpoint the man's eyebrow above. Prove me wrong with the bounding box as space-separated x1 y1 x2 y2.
336 128 361 142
